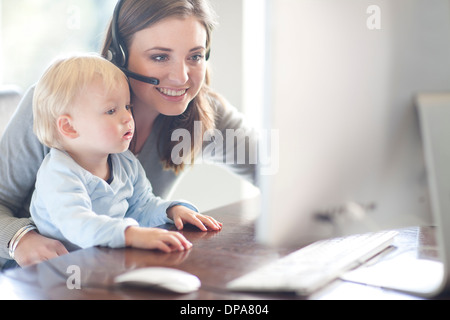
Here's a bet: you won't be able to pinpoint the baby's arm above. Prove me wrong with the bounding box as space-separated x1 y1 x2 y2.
126 154 223 231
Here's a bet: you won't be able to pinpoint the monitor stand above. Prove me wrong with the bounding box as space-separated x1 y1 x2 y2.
417 92 450 297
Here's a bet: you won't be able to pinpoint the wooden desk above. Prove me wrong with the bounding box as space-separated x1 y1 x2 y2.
0 198 445 302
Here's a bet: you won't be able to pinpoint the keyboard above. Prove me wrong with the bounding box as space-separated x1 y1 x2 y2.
227 230 398 296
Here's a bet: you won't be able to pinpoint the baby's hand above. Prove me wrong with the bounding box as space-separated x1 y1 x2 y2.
124 226 192 253
167 205 223 232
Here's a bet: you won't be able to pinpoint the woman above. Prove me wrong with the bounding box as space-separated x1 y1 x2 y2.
0 0 256 269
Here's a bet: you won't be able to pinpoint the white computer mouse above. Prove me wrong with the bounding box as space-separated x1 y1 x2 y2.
114 267 201 294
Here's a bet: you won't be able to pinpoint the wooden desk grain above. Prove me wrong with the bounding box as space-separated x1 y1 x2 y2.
0 198 445 300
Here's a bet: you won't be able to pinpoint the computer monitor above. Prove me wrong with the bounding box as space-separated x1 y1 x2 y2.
254 0 450 248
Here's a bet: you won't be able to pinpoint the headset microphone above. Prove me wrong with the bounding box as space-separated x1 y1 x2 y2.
118 67 160 86
108 0 160 86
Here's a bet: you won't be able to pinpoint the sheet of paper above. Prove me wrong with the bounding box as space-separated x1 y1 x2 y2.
341 254 444 295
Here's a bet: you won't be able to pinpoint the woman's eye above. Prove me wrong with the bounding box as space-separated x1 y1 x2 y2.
190 54 204 62
151 54 169 62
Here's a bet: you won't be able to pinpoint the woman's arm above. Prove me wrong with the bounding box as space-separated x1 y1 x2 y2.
0 86 66 266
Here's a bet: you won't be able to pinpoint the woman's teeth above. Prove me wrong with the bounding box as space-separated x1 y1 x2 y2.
157 88 187 97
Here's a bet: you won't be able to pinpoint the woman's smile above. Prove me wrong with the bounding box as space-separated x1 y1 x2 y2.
156 87 189 102
157 87 189 97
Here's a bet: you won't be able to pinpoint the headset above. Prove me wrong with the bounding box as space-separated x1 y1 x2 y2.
107 0 211 86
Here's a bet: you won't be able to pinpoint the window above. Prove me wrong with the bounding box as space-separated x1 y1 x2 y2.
0 0 116 89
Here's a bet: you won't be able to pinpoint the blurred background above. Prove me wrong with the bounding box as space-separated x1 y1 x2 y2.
0 0 261 212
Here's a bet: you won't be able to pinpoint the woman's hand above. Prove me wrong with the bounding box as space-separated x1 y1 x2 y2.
13 231 69 267
166 205 223 232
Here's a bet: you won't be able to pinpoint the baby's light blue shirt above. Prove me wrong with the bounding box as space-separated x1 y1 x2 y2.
30 149 196 249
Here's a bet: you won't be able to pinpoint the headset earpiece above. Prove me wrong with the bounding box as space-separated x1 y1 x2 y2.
107 44 127 67
108 0 127 67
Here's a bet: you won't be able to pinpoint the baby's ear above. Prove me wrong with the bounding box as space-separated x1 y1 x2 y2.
57 115 79 139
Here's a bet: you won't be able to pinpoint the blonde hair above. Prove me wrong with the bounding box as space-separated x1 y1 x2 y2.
33 53 128 149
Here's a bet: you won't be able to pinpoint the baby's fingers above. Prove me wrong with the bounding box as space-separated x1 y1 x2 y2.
173 215 185 231
198 215 222 231
163 232 193 251
184 214 208 232
155 240 173 253
173 232 193 250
